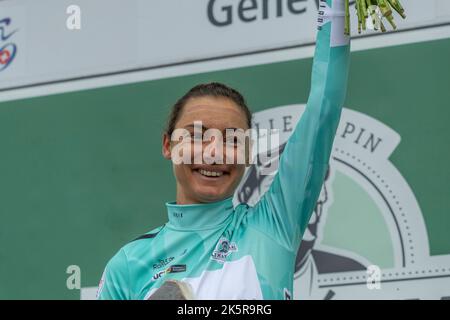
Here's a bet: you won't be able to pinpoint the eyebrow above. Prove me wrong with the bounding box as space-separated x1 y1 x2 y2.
183 124 242 133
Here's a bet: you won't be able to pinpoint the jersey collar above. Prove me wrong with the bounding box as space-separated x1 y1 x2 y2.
166 197 234 230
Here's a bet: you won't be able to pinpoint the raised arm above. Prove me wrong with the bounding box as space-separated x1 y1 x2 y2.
249 0 350 251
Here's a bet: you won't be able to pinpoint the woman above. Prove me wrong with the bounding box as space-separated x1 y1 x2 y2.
98 0 350 300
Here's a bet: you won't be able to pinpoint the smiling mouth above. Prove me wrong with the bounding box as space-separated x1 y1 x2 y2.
194 168 228 178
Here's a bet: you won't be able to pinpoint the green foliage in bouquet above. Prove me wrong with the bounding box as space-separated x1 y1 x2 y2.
345 0 406 35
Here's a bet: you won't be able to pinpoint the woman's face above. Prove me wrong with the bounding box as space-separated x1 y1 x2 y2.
162 96 250 204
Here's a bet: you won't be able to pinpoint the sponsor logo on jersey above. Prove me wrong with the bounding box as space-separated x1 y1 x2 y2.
153 256 175 270
211 237 238 263
172 211 183 219
151 264 187 282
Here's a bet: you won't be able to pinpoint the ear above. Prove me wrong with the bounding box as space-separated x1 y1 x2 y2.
162 133 172 160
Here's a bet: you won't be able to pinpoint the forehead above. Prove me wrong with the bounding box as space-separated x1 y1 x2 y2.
176 96 249 130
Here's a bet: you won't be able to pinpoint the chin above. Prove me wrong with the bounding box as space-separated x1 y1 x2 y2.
195 189 230 203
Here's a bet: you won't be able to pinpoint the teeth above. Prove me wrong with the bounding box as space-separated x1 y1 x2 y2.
199 169 223 177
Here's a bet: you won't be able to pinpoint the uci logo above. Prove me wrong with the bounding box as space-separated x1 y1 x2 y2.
151 270 166 282
0 17 18 72
151 264 187 282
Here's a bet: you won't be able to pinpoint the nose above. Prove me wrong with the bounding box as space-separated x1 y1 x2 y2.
203 136 224 164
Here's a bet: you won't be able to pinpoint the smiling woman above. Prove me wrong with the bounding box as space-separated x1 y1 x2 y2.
162 83 252 204
97 0 351 300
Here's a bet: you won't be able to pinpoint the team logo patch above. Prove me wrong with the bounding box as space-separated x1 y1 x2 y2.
211 238 238 263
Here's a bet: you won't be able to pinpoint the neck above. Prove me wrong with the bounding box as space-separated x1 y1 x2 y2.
175 186 232 205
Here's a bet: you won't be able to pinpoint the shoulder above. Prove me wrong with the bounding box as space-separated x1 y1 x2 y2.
98 225 166 299
105 225 166 268
106 224 165 268
129 225 166 243
121 224 166 255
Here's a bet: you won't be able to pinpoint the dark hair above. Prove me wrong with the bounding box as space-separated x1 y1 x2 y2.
165 82 252 135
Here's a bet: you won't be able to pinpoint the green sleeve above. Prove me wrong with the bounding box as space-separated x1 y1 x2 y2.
250 0 351 251
97 249 131 300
